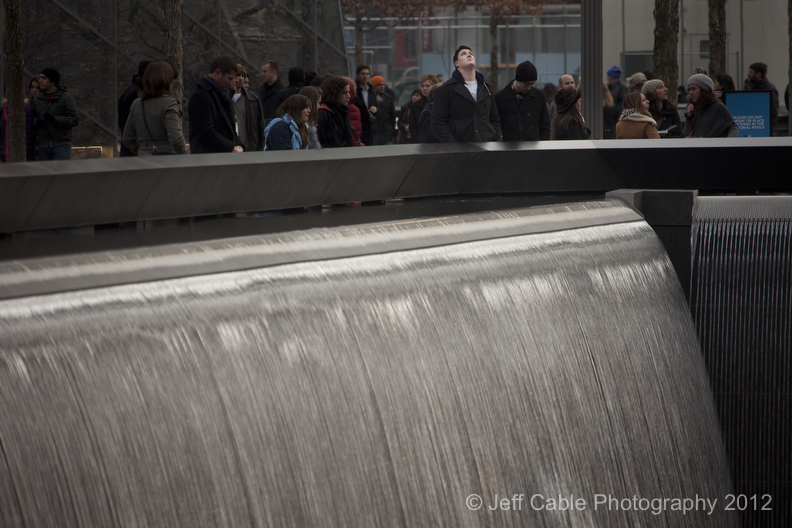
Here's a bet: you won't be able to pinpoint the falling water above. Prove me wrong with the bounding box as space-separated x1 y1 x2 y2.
1 201 737 527
691 195 792 528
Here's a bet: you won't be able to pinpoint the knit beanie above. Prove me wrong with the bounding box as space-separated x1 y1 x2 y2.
607 66 622 79
687 73 714 92
641 79 663 101
40 67 61 86
554 86 581 114
371 76 385 87
515 61 538 83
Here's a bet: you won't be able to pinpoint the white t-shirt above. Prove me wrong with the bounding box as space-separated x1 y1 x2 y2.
465 79 478 101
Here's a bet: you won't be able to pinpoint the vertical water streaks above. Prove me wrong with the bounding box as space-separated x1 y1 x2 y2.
1 202 737 527
691 196 792 528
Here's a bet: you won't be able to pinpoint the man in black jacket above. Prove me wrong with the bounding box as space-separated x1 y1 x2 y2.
32 67 79 160
494 60 550 141
233 64 266 151
746 62 779 136
431 45 501 143
188 55 245 154
259 60 284 121
274 67 306 109
118 59 154 157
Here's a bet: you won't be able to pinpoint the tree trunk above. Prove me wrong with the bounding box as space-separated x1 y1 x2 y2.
164 0 185 113
489 12 499 87
4 0 26 163
707 0 726 77
653 0 680 106
354 13 365 69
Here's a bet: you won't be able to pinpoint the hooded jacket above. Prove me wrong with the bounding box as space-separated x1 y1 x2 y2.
187 75 243 154
431 69 501 143
495 81 550 141
32 87 79 148
371 91 396 144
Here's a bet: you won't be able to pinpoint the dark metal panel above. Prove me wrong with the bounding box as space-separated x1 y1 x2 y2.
3 138 792 234
318 146 418 204
18 158 159 231
395 143 485 198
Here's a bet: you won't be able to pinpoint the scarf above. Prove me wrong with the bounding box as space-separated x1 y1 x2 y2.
619 108 657 126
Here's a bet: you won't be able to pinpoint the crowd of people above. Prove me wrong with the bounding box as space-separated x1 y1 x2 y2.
0 49 787 161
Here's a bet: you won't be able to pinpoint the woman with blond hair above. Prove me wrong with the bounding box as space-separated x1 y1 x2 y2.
123 61 186 155
615 91 660 139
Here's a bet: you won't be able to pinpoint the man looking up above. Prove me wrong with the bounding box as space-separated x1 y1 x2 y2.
431 45 501 143
495 60 550 141
188 55 244 154
259 60 284 121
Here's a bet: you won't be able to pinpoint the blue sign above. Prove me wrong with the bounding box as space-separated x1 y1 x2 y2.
723 91 772 137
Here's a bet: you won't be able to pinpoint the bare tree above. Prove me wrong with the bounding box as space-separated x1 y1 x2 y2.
653 0 680 105
4 0 26 162
707 0 726 77
456 0 551 88
164 0 185 112
341 0 440 69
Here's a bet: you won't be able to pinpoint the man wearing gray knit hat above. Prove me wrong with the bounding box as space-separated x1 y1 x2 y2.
683 73 738 137
687 73 714 93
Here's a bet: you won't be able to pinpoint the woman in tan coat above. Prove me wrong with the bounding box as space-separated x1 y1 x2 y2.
123 61 187 155
615 91 660 139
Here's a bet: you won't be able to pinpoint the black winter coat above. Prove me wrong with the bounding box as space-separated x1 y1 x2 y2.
187 76 243 154
371 91 396 144
274 82 306 109
408 97 426 141
352 86 374 146
431 71 501 143
417 103 438 143
317 103 353 148
494 82 550 141
259 79 285 121
31 87 79 148
652 101 683 137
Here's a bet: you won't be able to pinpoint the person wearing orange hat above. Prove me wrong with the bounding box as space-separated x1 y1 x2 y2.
369 76 396 144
